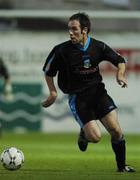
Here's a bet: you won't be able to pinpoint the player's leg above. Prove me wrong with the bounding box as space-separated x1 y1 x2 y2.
100 110 125 170
68 94 101 151
83 120 101 143
78 120 101 151
100 110 135 172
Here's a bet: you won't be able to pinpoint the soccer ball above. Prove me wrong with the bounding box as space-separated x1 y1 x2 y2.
0 147 24 170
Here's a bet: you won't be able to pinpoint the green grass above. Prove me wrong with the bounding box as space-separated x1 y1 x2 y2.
0 132 140 180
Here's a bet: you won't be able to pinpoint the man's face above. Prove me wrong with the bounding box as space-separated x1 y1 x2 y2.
68 20 84 44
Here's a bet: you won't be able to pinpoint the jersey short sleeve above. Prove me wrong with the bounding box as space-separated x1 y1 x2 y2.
43 47 60 77
102 43 126 67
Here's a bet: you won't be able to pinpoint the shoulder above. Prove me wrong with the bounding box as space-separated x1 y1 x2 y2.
55 40 72 53
90 37 105 49
89 37 107 51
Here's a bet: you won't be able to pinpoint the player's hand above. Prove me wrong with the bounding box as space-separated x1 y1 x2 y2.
4 82 14 101
116 63 128 88
4 82 12 94
116 75 128 88
42 92 57 108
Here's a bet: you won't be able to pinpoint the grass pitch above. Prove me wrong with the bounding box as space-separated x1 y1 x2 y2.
0 132 140 180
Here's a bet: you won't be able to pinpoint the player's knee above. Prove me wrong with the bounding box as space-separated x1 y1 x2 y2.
86 132 101 143
110 127 122 140
91 136 101 143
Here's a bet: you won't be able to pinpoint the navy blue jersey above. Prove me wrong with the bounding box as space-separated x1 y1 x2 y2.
43 37 125 94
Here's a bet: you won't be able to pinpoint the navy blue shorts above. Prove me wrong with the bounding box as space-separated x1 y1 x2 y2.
68 84 117 128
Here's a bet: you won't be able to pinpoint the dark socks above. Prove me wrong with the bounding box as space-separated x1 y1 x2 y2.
111 136 126 170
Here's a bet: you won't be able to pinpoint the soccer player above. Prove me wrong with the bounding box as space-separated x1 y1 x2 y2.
0 57 13 134
42 12 135 172
0 58 12 98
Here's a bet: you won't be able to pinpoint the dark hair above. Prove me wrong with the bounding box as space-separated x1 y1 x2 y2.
69 12 91 34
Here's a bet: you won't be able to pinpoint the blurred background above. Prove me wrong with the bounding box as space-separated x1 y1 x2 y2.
0 0 140 133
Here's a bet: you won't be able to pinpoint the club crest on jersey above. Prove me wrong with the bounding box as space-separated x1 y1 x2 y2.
83 59 91 68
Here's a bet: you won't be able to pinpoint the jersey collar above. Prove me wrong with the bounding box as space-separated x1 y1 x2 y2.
76 36 91 51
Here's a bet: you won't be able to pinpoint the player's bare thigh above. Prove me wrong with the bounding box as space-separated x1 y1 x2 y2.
83 120 101 143
100 109 123 139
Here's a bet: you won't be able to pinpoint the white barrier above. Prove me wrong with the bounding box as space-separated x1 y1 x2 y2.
0 10 140 19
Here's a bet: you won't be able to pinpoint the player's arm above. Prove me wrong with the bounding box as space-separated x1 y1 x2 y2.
42 47 59 108
116 63 127 88
0 59 13 96
42 75 57 108
102 43 127 88
4 77 13 95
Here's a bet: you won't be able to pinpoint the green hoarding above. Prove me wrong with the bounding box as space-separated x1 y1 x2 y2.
0 83 42 131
